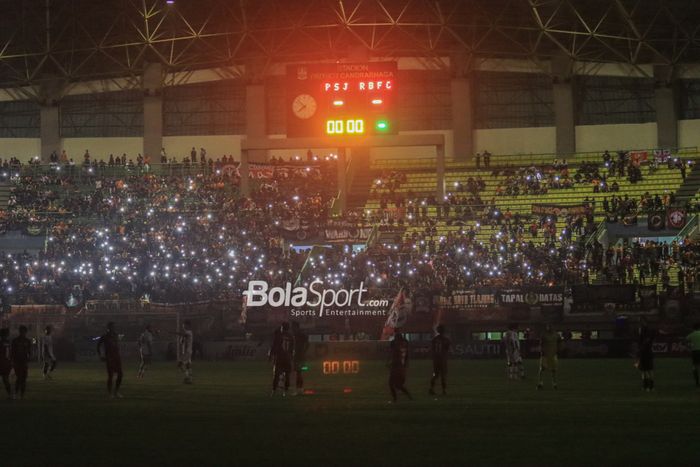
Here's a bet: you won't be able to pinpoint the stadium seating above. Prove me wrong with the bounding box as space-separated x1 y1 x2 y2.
363 165 683 240
369 147 699 170
360 152 699 290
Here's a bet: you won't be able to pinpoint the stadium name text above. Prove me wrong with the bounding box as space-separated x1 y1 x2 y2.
244 280 388 316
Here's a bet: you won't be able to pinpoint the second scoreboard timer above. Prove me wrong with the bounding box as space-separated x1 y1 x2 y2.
322 360 360 374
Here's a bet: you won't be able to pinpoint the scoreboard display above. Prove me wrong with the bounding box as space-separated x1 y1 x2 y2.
286 62 398 137
322 360 360 375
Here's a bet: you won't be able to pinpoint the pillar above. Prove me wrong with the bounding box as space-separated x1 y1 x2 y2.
451 50 473 161
40 106 60 162
336 148 348 213
436 143 445 199
451 78 473 161
654 65 679 150
239 149 250 197
143 62 163 162
552 56 576 156
38 80 66 162
245 84 267 162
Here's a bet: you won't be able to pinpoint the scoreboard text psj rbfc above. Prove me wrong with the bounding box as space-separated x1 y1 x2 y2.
286 62 397 138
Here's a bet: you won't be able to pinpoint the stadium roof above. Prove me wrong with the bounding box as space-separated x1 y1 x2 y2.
1 0 700 88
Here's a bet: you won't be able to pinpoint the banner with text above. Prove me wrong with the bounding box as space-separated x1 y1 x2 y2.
532 203 590 217
436 287 565 310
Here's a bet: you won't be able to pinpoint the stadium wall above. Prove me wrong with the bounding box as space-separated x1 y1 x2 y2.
367 122 677 160
3 120 700 164
678 119 700 148
62 137 143 161
0 138 40 160
162 135 243 159
369 127 556 160
64 136 246 161
0 136 247 163
575 123 658 153
369 130 454 160
474 127 556 155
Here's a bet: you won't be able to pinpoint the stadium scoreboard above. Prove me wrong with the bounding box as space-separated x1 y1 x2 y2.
286 62 398 137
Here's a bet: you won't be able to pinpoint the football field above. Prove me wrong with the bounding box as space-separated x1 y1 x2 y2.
3 358 699 466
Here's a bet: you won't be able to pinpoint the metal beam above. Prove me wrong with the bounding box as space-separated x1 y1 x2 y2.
0 0 698 91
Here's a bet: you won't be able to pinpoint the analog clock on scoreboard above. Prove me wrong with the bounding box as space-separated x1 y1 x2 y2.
286 62 398 137
292 94 317 119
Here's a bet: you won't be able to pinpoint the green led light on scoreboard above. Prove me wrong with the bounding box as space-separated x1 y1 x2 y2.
375 120 389 131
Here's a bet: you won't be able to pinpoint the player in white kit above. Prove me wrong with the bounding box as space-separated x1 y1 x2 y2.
137 324 154 379
502 324 525 380
40 326 57 380
177 321 193 384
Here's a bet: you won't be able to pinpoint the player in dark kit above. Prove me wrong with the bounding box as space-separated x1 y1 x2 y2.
389 330 412 403
269 322 294 396
0 328 12 399
291 321 309 395
637 319 657 391
40 325 57 380
137 324 154 379
10 325 32 399
97 322 123 398
429 325 450 396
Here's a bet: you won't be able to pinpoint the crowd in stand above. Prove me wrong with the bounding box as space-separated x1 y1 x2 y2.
0 157 24 169
371 171 489 225
297 224 582 297
585 239 699 291
601 191 678 221
0 146 698 309
0 151 338 305
4 170 237 231
494 163 573 197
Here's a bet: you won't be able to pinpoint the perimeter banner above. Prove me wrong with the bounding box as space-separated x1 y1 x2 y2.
248 163 322 179
323 226 374 242
532 203 590 217
436 287 564 309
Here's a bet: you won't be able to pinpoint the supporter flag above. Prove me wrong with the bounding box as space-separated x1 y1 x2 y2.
280 218 301 232
380 288 410 340
222 164 240 178
629 150 648 166
249 165 275 179
647 212 665 230
666 208 687 229
653 149 671 163
26 225 43 236
412 293 432 314
622 214 637 226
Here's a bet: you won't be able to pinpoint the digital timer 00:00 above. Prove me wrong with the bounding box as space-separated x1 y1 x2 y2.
325 119 364 135
323 360 360 374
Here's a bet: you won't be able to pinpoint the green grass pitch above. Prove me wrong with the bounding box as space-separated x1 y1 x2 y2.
3 358 699 466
